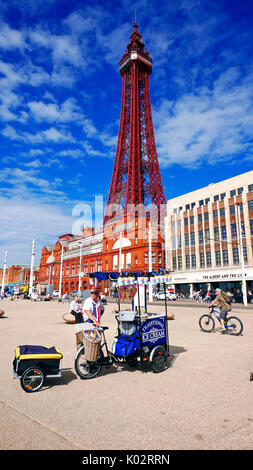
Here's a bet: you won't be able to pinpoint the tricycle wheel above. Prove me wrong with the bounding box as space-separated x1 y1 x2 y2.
21 367 45 393
151 346 167 373
75 346 103 379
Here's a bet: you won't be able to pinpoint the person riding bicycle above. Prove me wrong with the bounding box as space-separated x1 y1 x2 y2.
82 288 104 328
210 288 232 333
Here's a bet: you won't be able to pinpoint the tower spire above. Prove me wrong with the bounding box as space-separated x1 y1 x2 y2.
104 22 166 224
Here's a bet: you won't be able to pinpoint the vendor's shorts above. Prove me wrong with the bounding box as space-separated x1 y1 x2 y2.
220 309 231 320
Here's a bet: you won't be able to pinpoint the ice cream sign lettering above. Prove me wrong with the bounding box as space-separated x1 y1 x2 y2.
142 318 166 345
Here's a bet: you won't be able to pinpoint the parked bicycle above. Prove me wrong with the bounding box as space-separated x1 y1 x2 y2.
199 307 243 335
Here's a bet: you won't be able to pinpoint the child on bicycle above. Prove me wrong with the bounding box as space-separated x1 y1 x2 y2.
209 288 232 333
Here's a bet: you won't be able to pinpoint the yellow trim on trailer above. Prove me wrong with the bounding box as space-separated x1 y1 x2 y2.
19 353 62 360
15 346 63 360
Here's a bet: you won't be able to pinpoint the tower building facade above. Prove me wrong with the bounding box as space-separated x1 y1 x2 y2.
104 21 166 224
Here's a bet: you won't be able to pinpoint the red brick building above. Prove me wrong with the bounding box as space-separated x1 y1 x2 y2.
38 214 165 295
0 264 39 288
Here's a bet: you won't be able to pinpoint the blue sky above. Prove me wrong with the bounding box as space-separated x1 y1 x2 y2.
0 0 253 265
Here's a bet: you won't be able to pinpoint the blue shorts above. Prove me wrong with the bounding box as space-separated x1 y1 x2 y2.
220 309 230 320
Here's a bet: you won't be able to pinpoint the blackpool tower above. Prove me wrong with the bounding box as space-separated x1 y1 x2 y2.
104 21 166 224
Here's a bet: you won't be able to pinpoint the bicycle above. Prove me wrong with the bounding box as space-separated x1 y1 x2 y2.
199 307 243 336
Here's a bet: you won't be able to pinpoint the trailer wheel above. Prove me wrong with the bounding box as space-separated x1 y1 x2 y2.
21 367 45 393
151 346 167 373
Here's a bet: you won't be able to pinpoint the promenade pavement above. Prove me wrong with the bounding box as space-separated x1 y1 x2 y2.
1 297 253 452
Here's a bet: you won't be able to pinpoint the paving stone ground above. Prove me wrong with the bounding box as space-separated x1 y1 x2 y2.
1 298 253 452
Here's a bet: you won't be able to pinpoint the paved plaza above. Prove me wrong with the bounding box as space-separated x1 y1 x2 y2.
1 297 253 451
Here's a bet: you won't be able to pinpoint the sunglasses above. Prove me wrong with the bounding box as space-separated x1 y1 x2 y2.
91 291 98 294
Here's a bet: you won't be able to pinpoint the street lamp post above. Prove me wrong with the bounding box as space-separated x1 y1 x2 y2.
1 251 8 295
236 203 247 306
119 232 123 273
148 221 153 302
29 239 35 296
78 242 83 294
59 243 64 299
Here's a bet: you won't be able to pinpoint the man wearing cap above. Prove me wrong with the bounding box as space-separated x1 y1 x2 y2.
210 288 232 333
82 289 105 327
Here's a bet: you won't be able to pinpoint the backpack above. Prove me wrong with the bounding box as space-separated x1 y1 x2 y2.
221 292 232 305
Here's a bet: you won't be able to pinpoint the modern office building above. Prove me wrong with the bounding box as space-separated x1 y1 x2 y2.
165 170 253 295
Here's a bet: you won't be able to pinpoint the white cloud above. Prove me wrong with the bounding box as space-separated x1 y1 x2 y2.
0 196 75 265
0 23 26 50
27 97 83 123
1 125 76 144
153 68 253 167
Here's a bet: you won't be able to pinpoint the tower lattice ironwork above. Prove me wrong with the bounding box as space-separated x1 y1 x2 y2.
104 21 166 224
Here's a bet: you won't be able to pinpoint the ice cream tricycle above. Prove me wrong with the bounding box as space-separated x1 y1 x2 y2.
74 273 171 379
12 273 172 391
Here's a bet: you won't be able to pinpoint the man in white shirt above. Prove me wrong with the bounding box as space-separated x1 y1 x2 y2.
83 289 104 327
70 295 83 323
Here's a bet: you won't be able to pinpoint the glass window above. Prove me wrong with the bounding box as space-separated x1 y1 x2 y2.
206 252 212 267
185 204 190 210
204 212 209 221
237 187 243 195
221 225 227 240
215 251 221 266
190 215 194 225
229 205 235 215
185 233 189 247
205 198 210 204
205 228 210 243
185 255 190 269
213 209 218 219
198 213 202 223
220 207 225 217
248 184 253 193
172 257 177 270
191 254 196 268
190 232 195 246
248 200 253 211
240 221 245 237
214 226 219 241
200 252 205 267
243 247 248 264
172 237 176 249
214 195 219 202
199 200 204 206
220 192 226 200
222 249 229 265
178 235 182 248
230 189 236 197
113 254 118 269
231 223 237 239
233 248 239 265
178 256 182 270
250 219 253 235
199 230 204 244
184 218 188 227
